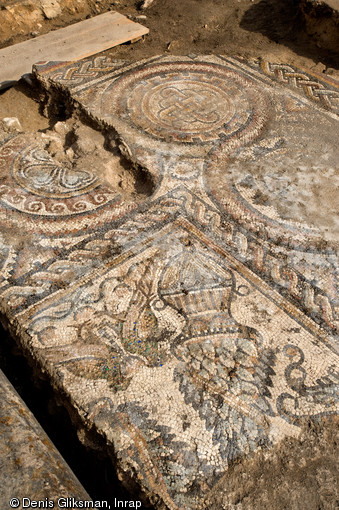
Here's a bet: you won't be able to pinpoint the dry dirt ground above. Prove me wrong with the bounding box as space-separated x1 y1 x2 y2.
0 1 338 509
205 417 339 510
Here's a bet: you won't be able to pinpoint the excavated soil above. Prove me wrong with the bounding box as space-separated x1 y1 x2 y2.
0 0 338 72
1 0 338 177
1 0 338 236
205 416 339 510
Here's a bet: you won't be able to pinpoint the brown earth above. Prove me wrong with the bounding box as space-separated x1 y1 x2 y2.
0 1 338 510
205 416 339 510
0 0 338 71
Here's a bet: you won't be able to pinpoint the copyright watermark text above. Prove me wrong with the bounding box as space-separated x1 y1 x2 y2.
9 497 142 509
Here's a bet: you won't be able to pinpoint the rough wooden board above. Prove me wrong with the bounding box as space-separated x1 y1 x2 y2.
0 11 149 89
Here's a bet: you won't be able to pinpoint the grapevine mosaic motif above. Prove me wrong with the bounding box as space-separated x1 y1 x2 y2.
0 54 338 509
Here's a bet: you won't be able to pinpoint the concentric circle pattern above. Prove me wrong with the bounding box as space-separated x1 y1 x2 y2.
101 61 269 144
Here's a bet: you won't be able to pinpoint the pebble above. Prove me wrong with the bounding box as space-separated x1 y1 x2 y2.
2 117 22 132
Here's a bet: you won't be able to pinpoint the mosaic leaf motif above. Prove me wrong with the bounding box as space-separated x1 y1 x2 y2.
12 147 99 198
0 55 338 509
0 135 126 218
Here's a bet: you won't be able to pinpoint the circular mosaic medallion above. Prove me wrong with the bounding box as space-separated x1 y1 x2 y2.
0 140 118 218
12 146 98 198
101 61 269 145
0 137 134 235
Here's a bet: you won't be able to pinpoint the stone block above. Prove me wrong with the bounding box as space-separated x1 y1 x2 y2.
0 369 91 506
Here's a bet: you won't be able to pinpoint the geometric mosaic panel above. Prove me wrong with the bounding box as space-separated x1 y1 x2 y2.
0 54 338 508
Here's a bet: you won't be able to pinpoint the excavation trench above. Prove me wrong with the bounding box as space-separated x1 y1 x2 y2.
35 73 156 199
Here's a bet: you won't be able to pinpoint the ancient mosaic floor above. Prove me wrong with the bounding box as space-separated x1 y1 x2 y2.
0 55 338 509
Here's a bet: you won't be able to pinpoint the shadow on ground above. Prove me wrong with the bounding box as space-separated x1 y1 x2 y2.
240 0 339 70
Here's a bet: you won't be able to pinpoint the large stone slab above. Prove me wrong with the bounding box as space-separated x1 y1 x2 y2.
0 369 91 507
0 55 338 509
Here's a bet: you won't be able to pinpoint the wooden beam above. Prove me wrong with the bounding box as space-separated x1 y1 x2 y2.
0 11 149 89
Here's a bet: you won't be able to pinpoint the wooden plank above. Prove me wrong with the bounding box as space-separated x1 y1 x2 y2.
0 11 149 89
